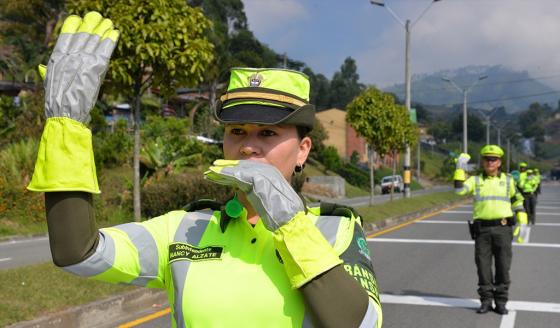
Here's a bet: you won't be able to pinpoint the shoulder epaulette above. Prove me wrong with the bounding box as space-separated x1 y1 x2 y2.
183 199 223 212
320 202 360 218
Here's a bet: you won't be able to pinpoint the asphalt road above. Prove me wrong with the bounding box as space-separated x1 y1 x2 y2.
0 185 450 271
370 183 560 328
109 183 560 328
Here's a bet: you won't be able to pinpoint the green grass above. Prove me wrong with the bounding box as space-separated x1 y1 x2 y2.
0 262 136 327
419 149 448 180
357 191 467 223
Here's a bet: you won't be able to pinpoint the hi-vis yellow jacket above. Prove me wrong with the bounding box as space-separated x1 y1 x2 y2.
455 173 524 220
62 206 381 328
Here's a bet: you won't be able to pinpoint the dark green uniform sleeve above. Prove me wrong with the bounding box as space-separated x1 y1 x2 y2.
301 221 380 327
45 192 99 266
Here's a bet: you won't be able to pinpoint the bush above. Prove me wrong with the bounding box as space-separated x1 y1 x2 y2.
141 172 234 218
336 163 370 190
93 119 133 168
321 146 342 171
0 139 45 235
0 138 39 189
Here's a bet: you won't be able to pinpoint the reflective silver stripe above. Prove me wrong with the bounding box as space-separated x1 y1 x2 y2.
506 174 511 198
358 299 379 328
473 196 511 202
474 176 480 199
315 216 343 247
62 231 115 277
171 210 213 328
115 223 159 286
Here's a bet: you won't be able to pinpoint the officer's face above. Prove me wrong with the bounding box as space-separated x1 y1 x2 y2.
482 156 501 176
223 124 312 180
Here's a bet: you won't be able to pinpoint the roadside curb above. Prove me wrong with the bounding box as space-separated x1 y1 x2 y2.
0 233 48 243
7 288 168 328
362 198 471 236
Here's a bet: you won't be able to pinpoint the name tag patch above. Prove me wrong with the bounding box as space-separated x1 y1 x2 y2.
169 243 223 262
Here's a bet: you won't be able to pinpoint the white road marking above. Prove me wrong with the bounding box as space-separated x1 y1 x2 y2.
419 220 467 224
499 310 516 328
0 257 12 262
444 210 477 214
368 238 560 248
444 210 560 216
380 294 560 313
535 206 560 210
419 220 560 227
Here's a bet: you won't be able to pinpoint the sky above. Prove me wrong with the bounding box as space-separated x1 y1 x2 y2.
241 0 560 90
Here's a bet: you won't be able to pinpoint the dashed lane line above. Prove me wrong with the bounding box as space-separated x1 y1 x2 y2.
418 220 560 227
444 210 560 216
0 257 11 262
366 202 467 238
380 294 560 314
367 238 560 248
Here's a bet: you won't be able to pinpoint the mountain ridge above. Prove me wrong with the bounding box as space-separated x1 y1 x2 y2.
383 65 560 113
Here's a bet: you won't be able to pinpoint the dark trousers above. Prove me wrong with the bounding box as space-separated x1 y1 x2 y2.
475 225 513 305
523 193 537 224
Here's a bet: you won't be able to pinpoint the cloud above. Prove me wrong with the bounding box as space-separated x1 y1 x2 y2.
242 0 309 51
358 0 560 88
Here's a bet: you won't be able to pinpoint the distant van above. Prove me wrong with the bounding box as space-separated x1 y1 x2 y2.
380 175 404 194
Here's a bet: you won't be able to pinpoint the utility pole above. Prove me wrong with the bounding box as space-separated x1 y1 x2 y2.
370 0 442 198
506 138 511 172
441 75 487 152
417 140 421 180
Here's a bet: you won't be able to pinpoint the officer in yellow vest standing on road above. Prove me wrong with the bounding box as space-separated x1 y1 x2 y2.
454 145 526 315
26 12 382 328
519 169 539 225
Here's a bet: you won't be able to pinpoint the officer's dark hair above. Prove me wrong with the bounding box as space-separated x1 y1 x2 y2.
296 126 311 140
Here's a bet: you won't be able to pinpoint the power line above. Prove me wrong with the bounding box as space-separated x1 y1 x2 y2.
469 90 560 105
388 72 560 94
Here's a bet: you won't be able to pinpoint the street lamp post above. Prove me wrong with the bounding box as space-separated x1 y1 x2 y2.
370 0 442 198
441 75 487 152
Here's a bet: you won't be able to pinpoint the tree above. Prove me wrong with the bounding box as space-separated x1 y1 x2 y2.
303 67 331 110
0 0 65 81
451 112 485 143
329 57 364 109
308 119 329 161
428 121 452 143
69 0 214 221
518 102 546 141
347 87 417 204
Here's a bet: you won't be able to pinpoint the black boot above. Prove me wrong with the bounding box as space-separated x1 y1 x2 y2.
476 302 493 314
494 303 509 315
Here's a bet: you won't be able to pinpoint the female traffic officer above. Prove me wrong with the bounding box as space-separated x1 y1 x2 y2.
28 12 381 328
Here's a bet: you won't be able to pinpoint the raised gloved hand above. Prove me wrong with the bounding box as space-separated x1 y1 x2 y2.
28 12 119 193
513 211 528 243
455 153 471 171
205 159 342 288
453 153 471 181
204 159 304 231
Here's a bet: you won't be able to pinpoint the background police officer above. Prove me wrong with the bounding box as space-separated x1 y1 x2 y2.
454 145 526 315
519 169 539 225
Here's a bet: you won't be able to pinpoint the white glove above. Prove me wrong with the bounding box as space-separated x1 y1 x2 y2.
456 153 471 171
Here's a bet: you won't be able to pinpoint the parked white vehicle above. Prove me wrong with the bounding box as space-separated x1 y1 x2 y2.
380 175 404 194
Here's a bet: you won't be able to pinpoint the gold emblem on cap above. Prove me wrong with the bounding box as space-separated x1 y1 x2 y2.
248 73 264 87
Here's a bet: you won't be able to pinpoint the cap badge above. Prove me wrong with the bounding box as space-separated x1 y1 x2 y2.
248 73 264 87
